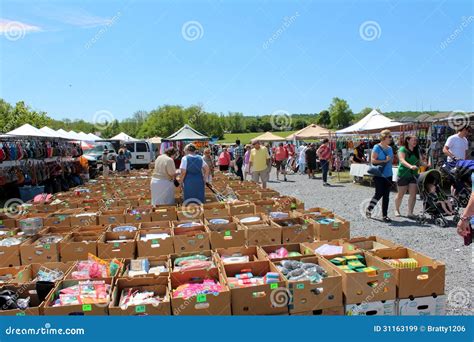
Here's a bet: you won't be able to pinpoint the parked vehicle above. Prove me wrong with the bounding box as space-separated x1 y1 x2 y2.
83 142 117 174
123 141 153 168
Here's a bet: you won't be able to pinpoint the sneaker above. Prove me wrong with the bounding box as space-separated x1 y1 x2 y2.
383 216 392 223
365 209 372 218
394 210 401 217
284 176 287 182
323 182 331 186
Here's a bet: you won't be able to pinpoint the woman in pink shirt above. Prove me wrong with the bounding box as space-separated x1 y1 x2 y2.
274 143 289 181
243 145 252 180
218 147 231 171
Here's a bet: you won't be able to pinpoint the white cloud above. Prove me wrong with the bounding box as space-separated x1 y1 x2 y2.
37 7 113 28
0 19 42 35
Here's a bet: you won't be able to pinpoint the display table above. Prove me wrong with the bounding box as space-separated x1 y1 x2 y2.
350 163 398 181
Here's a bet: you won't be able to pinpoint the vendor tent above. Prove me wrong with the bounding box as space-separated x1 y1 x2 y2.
40 126 65 138
164 124 209 141
68 130 83 140
7 124 53 137
87 133 102 141
77 131 92 140
251 131 285 142
148 136 162 144
336 109 404 135
286 124 333 140
110 132 138 141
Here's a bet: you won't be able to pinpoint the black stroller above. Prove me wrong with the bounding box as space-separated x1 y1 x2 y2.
440 159 474 207
416 169 460 227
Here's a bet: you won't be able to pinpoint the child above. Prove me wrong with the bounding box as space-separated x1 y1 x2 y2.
427 183 454 215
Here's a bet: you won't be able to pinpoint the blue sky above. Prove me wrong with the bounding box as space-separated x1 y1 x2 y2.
0 0 472 122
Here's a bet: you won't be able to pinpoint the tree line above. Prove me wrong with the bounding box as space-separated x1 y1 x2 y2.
0 97 442 140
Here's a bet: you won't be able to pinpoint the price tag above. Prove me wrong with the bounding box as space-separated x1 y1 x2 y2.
290 204 296 209
113 242 120 248
16 312 26 316
146 200 150 204
348 245 354 251
197 234 204 239
421 266 429 273
0 220 3 225
196 294 207 303
82 304 92 312
332 222 339 229
135 305 146 313
383 272 391 279
151 239 158 244
270 283 278 290
224 230 231 237
296 284 305 289
44 244 50 250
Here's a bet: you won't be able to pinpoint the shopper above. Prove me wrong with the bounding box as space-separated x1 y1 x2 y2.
352 141 367 163
101 149 110 178
115 150 127 173
366 129 394 222
274 142 288 181
122 144 132 172
457 173 474 246
249 140 271 189
443 125 469 162
218 146 231 172
297 143 307 174
243 144 252 180
305 143 317 179
317 138 331 186
234 139 245 181
150 147 177 205
203 148 215 183
394 136 423 218
180 144 209 204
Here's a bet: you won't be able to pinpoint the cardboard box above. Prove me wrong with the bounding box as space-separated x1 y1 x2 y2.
73 225 107 234
345 300 396 316
151 207 177 222
345 236 399 252
109 277 171 315
207 221 246 249
14 262 74 284
65 258 124 281
20 234 67 265
223 260 288 315
260 243 312 261
295 207 334 220
233 212 268 226
290 306 345 315
60 232 102 261
171 267 231 315
173 226 210 253
214 246 267 266
43 212 73 228
0 265 28 285
397 294 446 315
39 226 73 235
177 205 204 221
0 283 45 316
236 190 261 201
244 224 282 246
43 279 113 315
98 209 126 225
372 247 445 299
228 202 256 216
273 196 304 211
321 252 397 304
0 215 17 229
203 203 229 219
98 231 137 259
312 215 350 241
0 235 29 267
258 189 280 199
303 240 357 257
121 256 170 278
271 217 314 244
170 250 216 272
70 210 98 226
139 221 172 230
137 228 174 257
275 256 343 313
125 207 152 223
254 200 278 215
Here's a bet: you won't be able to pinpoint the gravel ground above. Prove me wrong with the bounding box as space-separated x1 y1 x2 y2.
265 171 473 315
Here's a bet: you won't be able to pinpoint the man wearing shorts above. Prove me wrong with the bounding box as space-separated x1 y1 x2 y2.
250 140 271 188
274 142 288 181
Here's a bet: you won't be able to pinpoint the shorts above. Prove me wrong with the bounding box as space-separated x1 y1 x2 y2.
275 159 287 171
397 175 417 186
125 163 131 171
252 170 269 183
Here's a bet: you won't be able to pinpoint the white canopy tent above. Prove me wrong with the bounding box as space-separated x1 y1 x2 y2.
87 133 102 141
77 131 92 140
56 129 70 138
40 126 64 138
110 132 138 141
68 130 83 140
336 109 404 135
7 124 54 137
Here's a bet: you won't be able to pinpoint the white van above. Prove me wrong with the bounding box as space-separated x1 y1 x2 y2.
123 141 153 168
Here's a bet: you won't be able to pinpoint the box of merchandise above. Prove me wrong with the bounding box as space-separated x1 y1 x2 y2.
206 219 246 249
20 234 68 265
258 189 280 199
203 203 229 219
236 190 262 201
0 283 47 316
97 231 137 259
397 294 446 315
292 207 334 221
74 225 107 234
254 200 279 215
372 247 445 299
244 223 282 246
273 196 304 211
60 232 102 261
344 236 400 252
290 306 345 315
43 278 113 315
303 240 357 257
98 208 126 225
0 234 30 267
39 226 73 236
270 217 314 244
70 209 99 226
177 204 204 221
0 265 29 285
151 206 177 221
214 246 268 267
233 212 268 227
43 209 78 227
137 225 174 257
121 256 170 278
228 202 256 216
173 225 210 254
273 256 343 313
170 251 217 273
0 215 17 229
11 262 74 284
223 260 288 315
321 252 396 304
345 300 396 316
125 207 152 223
65 256 123 281
109 276 171 315
170 267 231 315
312 215 350 241
261 243 312 261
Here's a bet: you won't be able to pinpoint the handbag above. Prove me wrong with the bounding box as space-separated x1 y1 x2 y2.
367 165 384 177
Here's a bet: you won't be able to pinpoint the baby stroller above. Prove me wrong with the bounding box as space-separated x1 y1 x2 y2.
285 155 298 174
440 159 474 207
416 169 460 227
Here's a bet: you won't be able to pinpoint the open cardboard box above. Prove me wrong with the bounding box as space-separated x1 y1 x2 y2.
170 267 231 315
303 240 357 257
137 227 174 257
371 247 445 299
177 204 204 221
260 243 312 261
65 258 124 281
0 214 17 229
253 199 278 215
320 252 397 304
397 294 446 315
60 232 102 261
312 215 350 241
214 246 267 267
13 262 75 284
258 189 280 199
270 217 314 243
345 300 396 316
236 190 262 201
98 231 137 259
173 226 210 253
290 306 344 315
73 225 107 234
273 255 343 313
0 265 29 285
0 234 29 267
203 203 229 219
125 207 152 223
228 202 256 216
43 279 113 315
20 234 68 265
206 220 246 249
244 223 282 246
151 206 177 221
273 196 304 211
344 236 399 252
70 209 98 226
293 207 334 220
121 256 170 278
109 276 171 315
98 208 126 225
233 212 268 226
0 283 47 316
170 250 216 273
223 260 288 315
43 212 73 227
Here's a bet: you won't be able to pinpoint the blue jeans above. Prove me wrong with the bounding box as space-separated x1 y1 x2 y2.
321 159 329 183
299 162 306 174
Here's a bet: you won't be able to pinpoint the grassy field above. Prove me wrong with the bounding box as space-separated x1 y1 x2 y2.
218 131 296 144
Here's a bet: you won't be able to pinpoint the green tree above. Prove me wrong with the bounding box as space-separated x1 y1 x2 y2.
329 98 353 129
316 110 330 127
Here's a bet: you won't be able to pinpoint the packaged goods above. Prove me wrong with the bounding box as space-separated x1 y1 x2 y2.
0 237 24 247
0 289 30 310
227 271 280 288
71 254 123 279
112 225 137 232
277 260 328 283
173 254 214 271
36 266 65 282
385 258 419 269
172 279 224 299
51 280 110 306
119 288 164 308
